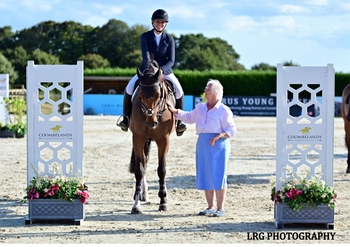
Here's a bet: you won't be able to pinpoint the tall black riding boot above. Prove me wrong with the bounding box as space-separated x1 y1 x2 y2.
175 96 187 136
117 92 132 132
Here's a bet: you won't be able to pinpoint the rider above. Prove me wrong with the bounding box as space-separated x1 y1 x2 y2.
117 9 187 136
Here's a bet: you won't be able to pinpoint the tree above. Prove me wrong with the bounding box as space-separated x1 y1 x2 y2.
78 53 110 69
90 19 130 68
29 50 60 64
3 46 28 84
282 60 299 66
0 26 15 50
12 21 93 64
0 53 18 84
175 34 245 71
251 62 276 71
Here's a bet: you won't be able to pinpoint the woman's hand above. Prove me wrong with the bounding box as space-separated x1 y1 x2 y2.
166 100 177 114
209 133 225 146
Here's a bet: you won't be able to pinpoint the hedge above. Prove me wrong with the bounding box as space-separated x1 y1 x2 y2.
84 68 350 96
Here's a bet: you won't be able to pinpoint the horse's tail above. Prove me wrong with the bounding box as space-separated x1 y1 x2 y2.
128 139 152 174
144 138 152 164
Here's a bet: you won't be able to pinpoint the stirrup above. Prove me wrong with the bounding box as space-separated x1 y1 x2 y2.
176 123 187 136
116 116 129 132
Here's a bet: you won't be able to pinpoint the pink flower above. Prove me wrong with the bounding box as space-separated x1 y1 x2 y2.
80 197 87 204
33 191 39 199
83 191 90 199
285 188 302 200
48 184 60 196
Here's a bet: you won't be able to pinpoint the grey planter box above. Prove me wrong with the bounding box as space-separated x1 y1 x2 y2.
25 199 85 225
0 130 15 138
274 203 334 229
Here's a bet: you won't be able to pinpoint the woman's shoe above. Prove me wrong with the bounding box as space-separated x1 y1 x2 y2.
213 210 226 217
198 208 216 216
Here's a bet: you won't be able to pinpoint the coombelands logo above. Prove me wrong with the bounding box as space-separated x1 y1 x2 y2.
38 125 73 139
299 126 312 134
50 125 62 132
287 126 322 142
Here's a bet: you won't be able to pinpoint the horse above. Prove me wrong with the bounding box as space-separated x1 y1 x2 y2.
341 83 350 173
128 60 176 214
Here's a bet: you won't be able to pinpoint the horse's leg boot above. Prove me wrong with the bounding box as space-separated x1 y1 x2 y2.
175 96 187 136
117 92 132 132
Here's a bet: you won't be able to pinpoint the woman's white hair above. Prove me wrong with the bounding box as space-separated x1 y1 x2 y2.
207 79 223 101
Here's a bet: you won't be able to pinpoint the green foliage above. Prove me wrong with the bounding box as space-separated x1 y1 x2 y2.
83 67 350 96
78 53 110 69
271 170 337 212
251 62 277 71
85 67 136 76
29 49 60 64
3 46 28 84
175 33 245 70
0 53 18 84
0 97 27 137
24 170 89 204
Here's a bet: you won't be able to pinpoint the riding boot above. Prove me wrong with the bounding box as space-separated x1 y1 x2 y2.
175 95 187 136
117 92 132 132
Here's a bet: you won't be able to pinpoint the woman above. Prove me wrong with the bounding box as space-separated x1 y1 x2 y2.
167 79 237 217
117 9 186 136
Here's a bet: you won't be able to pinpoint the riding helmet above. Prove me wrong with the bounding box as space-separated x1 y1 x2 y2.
151 9 169 22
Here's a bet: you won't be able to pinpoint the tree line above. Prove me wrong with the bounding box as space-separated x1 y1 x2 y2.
0 19 285 85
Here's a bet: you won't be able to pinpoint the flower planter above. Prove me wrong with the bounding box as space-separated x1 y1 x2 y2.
25 199 85 225
274 203 334 229
0 130 15 138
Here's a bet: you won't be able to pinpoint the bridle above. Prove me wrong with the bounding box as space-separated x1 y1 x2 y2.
139 75 168 129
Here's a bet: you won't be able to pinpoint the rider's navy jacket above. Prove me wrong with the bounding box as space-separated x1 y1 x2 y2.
139 30 175 75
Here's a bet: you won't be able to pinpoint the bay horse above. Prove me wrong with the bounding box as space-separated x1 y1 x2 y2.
341 83 350 173
128 60 176 214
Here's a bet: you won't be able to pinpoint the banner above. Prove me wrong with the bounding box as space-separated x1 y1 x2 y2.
194 96 276 116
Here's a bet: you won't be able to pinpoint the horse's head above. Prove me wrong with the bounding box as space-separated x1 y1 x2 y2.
137 60 166 129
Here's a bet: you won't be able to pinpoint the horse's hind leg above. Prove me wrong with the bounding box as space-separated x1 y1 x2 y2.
140 176 149 201
140 139 151 201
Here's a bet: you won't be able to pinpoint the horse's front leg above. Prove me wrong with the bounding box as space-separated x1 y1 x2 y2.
157 139 169 211
131 155 146 214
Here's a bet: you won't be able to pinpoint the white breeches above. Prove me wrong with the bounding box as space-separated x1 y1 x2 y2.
125 73 183 99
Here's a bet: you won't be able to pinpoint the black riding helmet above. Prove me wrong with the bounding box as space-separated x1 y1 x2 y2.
151 9 169 22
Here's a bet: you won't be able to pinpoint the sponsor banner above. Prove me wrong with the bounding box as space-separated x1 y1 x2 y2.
194 96 277 116
285 125 323 143
35 122 74 141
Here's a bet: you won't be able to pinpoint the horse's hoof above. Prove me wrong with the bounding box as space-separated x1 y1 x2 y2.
131 208 142 214
346 168 350 174
158 204 168 211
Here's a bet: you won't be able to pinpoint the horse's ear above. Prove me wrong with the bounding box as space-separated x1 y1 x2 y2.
137 68 143 79
153 68 161 81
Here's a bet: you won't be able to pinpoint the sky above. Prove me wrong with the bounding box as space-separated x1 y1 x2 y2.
1 0 350 73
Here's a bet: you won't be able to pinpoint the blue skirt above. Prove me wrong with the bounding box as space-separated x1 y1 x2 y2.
195 133 231 190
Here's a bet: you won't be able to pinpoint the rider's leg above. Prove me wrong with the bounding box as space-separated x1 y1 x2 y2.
117 75 138 131
164 73 187 136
